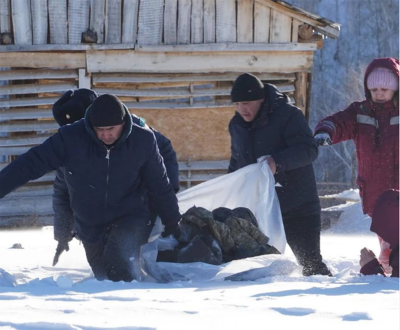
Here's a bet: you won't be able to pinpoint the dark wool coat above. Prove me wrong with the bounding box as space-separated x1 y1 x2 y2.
0 110 181 243
315 58 399 216
229 84 320 218
53 114 180 242
360 190 399 277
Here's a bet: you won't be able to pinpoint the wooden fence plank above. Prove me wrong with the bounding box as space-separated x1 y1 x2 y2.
0 0 11 32
68 0 89 44
270 9 292 43
254 2 270 43
0 69 78 81
48 0 67 44
137 0 164 45
11 0 32 45
0 52 86 68
105 0 122 44
203 0 215 43
191 0 204 44
122 0 139 43
0 108 53 120
164 0 178 45
237 0 253 43
31 0 48 45
0 134 52 146
87 50 314 73
0 121 58 132
216 0 236 42
291 18 300 42
93 72 295 83
0 82 76 95
136 42 316 52
89 0 105 43
177 0 191 44
0 96 59 108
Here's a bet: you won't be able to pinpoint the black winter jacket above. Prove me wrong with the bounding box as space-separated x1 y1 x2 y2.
53 114 180 242
0 110 181 242
228 84 320 218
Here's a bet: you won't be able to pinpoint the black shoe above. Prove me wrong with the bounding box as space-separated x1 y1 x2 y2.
302 262 332 277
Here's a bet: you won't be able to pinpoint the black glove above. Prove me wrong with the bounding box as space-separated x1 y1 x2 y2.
161 224 181 240
52 240 70 266
314 132 332 146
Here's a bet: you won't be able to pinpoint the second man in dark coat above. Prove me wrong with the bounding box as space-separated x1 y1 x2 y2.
228 73 331 276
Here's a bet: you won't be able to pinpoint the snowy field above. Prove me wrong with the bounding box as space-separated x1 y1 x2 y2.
0 200 398 330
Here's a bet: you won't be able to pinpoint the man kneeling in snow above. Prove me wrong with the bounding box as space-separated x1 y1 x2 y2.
0 94 181 282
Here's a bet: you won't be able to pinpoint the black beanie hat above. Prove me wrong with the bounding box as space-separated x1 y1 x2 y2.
231 73 265 102
52 89 97 126
88 94 126 127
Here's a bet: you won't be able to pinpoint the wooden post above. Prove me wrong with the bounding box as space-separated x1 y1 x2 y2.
294 72 308 117
78 69 91 89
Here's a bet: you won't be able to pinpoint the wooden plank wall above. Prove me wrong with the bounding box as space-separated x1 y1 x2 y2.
0 0 306 46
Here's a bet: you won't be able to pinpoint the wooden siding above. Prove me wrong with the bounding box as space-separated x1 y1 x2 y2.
0 0 339 49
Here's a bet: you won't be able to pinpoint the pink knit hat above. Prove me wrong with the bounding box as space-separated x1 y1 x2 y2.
367 67 399 91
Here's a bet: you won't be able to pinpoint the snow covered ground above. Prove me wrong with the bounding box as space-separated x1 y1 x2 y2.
0 199 398 330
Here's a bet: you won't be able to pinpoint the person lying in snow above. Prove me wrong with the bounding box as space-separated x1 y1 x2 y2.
51 89 180 274
315 58 399 271
156 206 280 265
0 93 181 282
360 190 399 277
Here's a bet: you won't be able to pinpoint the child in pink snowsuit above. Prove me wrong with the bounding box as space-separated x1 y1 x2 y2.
314 58 399 270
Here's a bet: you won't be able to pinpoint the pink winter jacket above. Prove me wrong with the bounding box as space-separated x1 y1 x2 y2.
315 58 399 216
360 190 399 277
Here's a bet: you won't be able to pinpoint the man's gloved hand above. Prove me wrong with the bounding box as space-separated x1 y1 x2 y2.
314 132 332 146
52 240 70 266
161 223 181 241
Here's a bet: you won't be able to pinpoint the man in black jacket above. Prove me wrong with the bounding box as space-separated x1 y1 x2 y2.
51 90 180 274
228 73 331 276
0 94 181 282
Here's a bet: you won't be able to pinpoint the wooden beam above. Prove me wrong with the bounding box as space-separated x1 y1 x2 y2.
0 69 78 80
254 2 270 43
294 71 308 116
136 42 317 52
93 72 296 83
0 120 58 132
270 9 292 43
0 108 53 120
31 0 48 45
237 0 254 43
0 52 86 68
0 97 58 108
0 82 77 95
0 43 136 52
122 0 139 43
0 133 52 146
87 50 314 73
68 0 89 44
255 0 340 39
203 0 216 43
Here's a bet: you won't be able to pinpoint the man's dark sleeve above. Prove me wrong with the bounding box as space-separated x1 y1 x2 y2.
151 128 180 193
228 126 238 173
270 109 318 172
0 132 66 198
53 168 75 242
142 131 181 227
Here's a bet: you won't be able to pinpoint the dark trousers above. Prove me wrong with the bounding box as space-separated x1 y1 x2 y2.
83 220 153 282
283 214 331 276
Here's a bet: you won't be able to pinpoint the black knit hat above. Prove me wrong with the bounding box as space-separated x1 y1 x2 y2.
231 73 265 102
52 89 97 126
88 94 126 127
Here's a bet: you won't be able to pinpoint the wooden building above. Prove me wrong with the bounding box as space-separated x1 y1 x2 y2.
0 0 340 225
